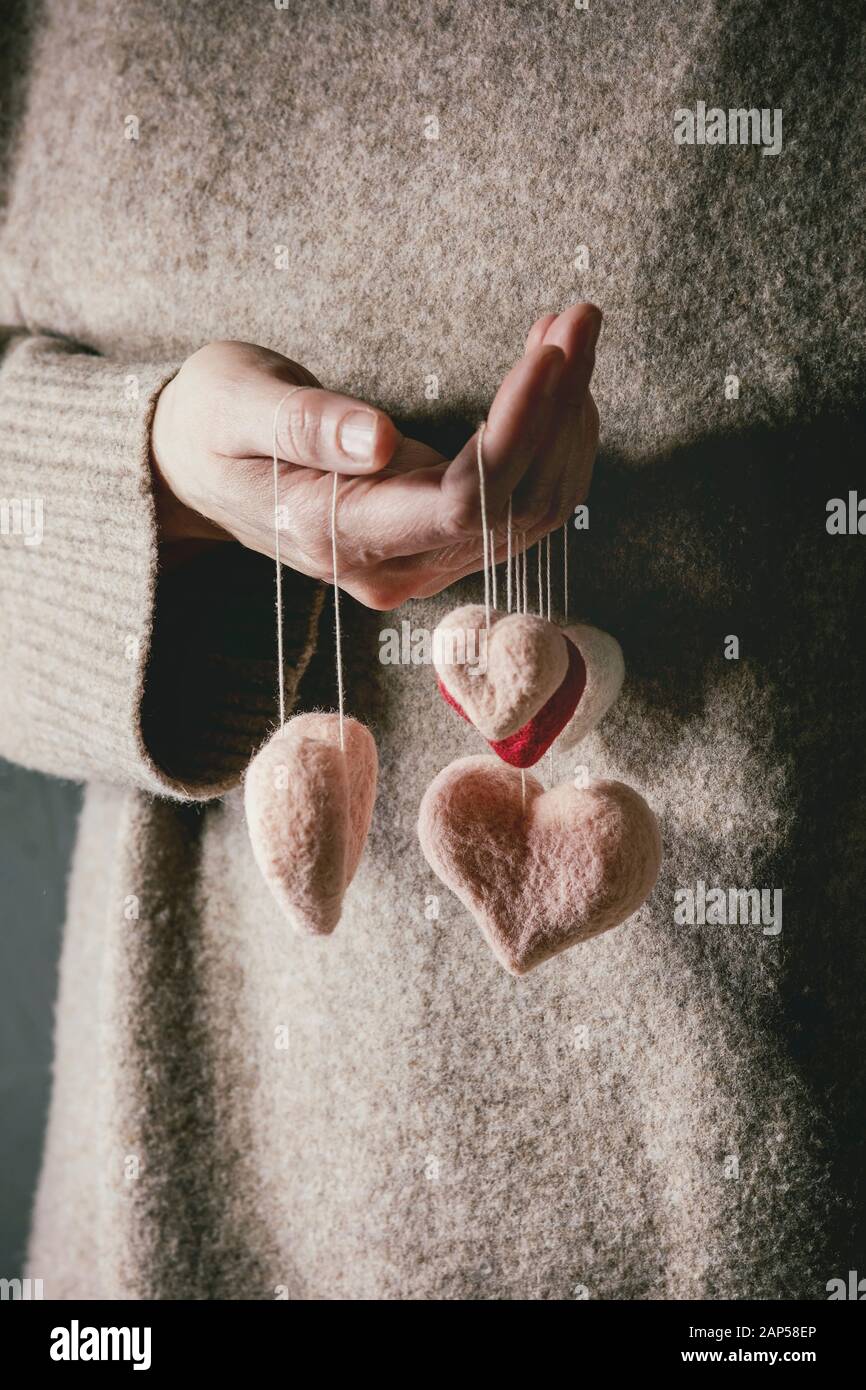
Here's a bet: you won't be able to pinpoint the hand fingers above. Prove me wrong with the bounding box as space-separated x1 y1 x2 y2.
212 344 401 474
525 312 558 354
437 343 566 530
546 301 602 404
547 388 599 523
204 450 458 571
511 303 601 525
284 317 595 568
376 434 449 475
289 412 596 608
339 513 570 609
197 314 600 600
284 342 565 564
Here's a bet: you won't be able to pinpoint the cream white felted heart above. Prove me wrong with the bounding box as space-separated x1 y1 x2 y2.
554 623 625 751
434 604 585 766
418 755 661 975
244 712 377 936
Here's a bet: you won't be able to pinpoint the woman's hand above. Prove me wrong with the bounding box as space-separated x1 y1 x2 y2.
150 304 600 609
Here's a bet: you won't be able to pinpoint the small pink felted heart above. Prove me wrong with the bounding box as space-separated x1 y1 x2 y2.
244 712 377 936
554 623 625 751
418 755 661 975
434 605 583 766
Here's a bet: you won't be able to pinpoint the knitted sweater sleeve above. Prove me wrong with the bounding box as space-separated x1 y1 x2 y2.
0 332 324 798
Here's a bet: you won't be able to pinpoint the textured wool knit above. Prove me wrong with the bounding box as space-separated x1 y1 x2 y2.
1 0 865 1299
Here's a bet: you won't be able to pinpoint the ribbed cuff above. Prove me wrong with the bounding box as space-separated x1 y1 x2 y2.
0 335 322 797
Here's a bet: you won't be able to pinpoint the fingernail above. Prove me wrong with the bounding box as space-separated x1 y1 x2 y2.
541 348 566 398
339 410 376 463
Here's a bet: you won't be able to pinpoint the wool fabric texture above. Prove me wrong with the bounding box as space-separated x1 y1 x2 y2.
1 0 864 1300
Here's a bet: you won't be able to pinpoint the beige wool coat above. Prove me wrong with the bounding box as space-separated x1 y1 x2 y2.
1 0 864 1299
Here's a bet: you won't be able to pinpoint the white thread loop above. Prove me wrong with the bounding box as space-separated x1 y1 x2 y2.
331 472 345 752
272 385 306 727
546 531 552 621
506 498 513 614
563 520 569 622
273 384 345 750
477 423 491 630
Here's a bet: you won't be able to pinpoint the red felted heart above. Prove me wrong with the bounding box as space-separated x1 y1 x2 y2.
438 636 587 767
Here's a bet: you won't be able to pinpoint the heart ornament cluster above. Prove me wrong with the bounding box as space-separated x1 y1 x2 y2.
243 396 660 976
433 604 625 767
422 602 660 973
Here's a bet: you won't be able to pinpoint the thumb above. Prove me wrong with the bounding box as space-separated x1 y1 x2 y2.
223 352 400 475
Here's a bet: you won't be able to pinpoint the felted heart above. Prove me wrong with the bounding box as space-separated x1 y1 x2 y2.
434 604 585 767
554 623 625 751
244 712 377 936
418 755 661 975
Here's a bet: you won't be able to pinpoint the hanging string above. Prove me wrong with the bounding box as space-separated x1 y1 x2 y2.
475 425 524 807
330 472 346 752
537 542 543 618
545 532 552 622
519 529 529 811
517 536 522 612
272 385 306 727
489 529 497 610
506 498 513 613
546 530 554 786
477 423 491 631
563 520 569 622
558 522 572 787
517 535 523 613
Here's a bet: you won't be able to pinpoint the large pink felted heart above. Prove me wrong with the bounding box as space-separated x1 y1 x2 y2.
434 605 582 766
244 712 377 936
418 755 661 975
554 623 625 751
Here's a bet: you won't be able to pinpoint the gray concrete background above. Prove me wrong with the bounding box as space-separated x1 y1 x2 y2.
0 758 80 1278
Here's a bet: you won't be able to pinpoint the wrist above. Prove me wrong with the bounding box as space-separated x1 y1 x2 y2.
150 377 227 546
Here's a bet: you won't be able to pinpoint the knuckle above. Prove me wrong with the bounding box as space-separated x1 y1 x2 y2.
281 393 322 461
